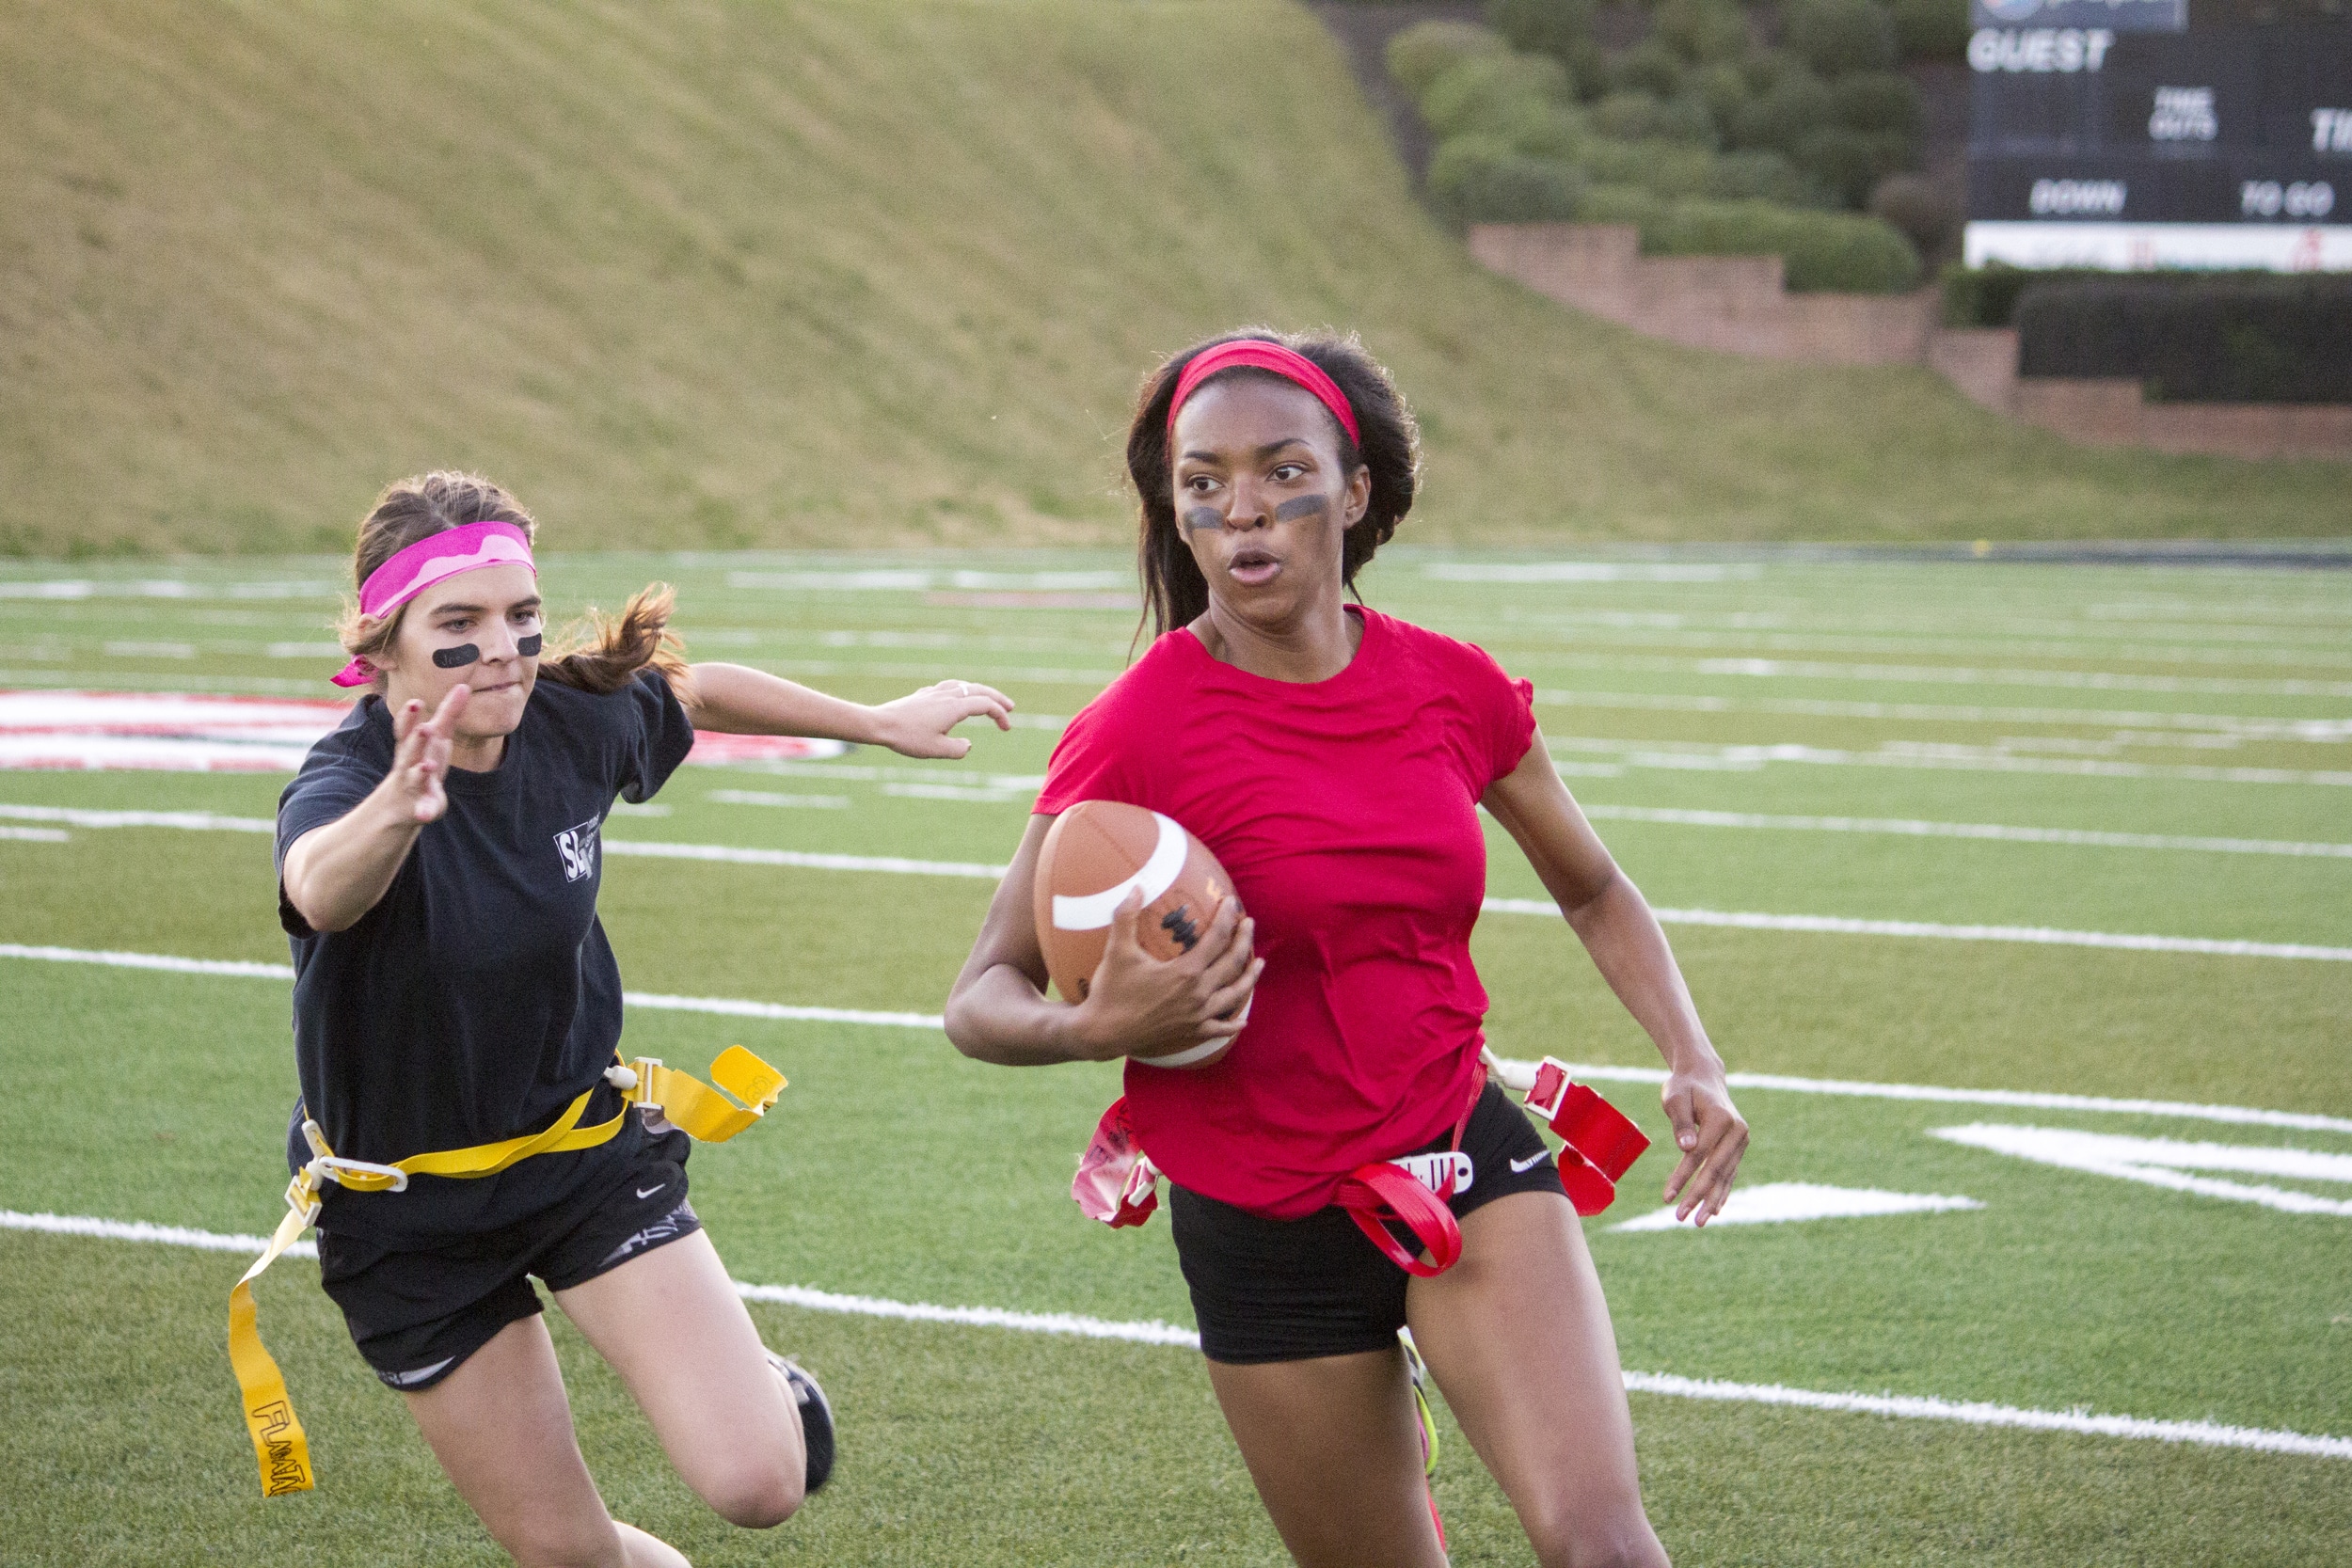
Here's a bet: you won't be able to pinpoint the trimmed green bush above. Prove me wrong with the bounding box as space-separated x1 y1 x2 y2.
1793 124 1910 207
1577 182 1669 228
1709 148 1828 206
1387 21 1511 102
1728 67 1836 156
1832 71 1923 138
1655 0 1752 65
1740 47 1807 95
1590 88 1716 146
1692 61 1752 139
1868 172 1959 260
1427 135 1590 225
1612 39 1688 99
1486 0 1608 97
1551 188 1922 293
1649 198 1921 292
1785 0 1897 77
1891 0 1971 61
2015 277 2352 403
1577 135 1722 198
1421 53 1572 140
1940 262 2290 328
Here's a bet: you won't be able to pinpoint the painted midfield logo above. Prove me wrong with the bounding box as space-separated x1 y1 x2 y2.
554 817 600 882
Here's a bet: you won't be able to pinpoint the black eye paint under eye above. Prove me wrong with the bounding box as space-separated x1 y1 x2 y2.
432 631 541 670
1184 506 1223 531
1274 495 1329 522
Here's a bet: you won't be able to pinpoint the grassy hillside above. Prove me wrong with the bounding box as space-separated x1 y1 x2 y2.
2 0 2344 556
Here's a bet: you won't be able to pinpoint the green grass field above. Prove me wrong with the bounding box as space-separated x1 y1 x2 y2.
2 546 2349 1564
8 0 2350 558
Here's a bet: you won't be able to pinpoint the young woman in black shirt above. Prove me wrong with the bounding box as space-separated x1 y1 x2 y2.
275 471 1012 1566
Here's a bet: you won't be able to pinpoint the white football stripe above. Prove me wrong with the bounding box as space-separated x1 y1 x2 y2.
1052 811 1187 930
1611 1181 1984 1231
7 1207 2346 1459
1931 1125 2352 1216
0 825 69 842
8 943 2350 1137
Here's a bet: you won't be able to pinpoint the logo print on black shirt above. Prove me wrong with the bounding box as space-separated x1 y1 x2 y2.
555 817 600 882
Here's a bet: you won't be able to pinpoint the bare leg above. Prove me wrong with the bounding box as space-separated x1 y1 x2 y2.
401 1314 688 1568
554 1229 805 1528
1407 1191 1668 1568
1203 1346 1446 1568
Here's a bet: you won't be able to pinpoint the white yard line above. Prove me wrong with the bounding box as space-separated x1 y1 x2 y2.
626 990 946 1030
1555 653 2352 700
8 942 2349 1134
5 1206 2345 1459
28 795 2352 863
14 808 2342 955
1481 900 2352 962
1577 805 2352 859
0 803 276 833
1544 736 2352 788
1544 1061 2352 1137
601 840 1003 879
0 825 70 842
1534 688 2352 741
1613 1372 2352 1461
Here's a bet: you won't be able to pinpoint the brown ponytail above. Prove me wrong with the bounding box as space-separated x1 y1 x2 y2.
335 471 689 696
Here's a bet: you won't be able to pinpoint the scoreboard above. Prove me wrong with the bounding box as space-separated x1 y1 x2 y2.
1963 8 2351 270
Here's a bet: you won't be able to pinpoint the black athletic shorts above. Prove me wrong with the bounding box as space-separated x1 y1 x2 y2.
315 1135 701 1392
1169 1081 1567 1365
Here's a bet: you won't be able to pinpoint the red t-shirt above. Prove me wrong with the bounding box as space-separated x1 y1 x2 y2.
1035 606 1537 1219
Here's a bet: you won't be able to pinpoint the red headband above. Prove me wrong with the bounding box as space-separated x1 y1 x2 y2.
1167 341 1360 448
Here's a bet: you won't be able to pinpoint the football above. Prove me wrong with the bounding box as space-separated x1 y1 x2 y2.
1032 800 1245 1069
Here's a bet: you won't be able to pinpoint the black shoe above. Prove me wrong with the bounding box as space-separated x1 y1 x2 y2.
767 1350 835 1494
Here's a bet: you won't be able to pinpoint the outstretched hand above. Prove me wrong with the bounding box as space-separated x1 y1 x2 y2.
1073 889 1261 1063
388 685 469 824
1661 1064 1748 1227
870 679 1014 759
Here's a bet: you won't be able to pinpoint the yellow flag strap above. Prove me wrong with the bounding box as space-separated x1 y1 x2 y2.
230 1047 785 1496
230 1191 321 1496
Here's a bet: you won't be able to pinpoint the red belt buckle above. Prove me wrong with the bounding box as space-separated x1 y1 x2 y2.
1523 1058 1650 1216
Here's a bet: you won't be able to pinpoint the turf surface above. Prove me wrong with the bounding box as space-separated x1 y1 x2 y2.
3 548 2349 1564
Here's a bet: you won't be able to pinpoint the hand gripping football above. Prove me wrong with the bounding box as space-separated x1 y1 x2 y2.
1032 800 1244 1069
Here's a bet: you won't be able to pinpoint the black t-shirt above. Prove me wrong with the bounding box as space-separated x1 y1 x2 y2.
275 671 695 1245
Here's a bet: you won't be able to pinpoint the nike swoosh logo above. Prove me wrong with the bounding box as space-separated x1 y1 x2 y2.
1510 1152 1548 1174
635 1184 665 1199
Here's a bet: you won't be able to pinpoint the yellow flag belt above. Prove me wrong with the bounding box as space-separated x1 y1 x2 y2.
230 1046 787 1497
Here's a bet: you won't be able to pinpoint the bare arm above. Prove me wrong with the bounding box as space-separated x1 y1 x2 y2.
281 686 470 934
1482 733 1749 1224
943 816 1261 1067
678 663 1014 759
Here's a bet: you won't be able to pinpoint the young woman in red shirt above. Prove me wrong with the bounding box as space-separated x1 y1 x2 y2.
945 333 1748 1568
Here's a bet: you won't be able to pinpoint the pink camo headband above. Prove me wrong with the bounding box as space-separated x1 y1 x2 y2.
331 520 537 688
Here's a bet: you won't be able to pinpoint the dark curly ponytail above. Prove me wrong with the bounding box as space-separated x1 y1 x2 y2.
1125 329 1421 640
